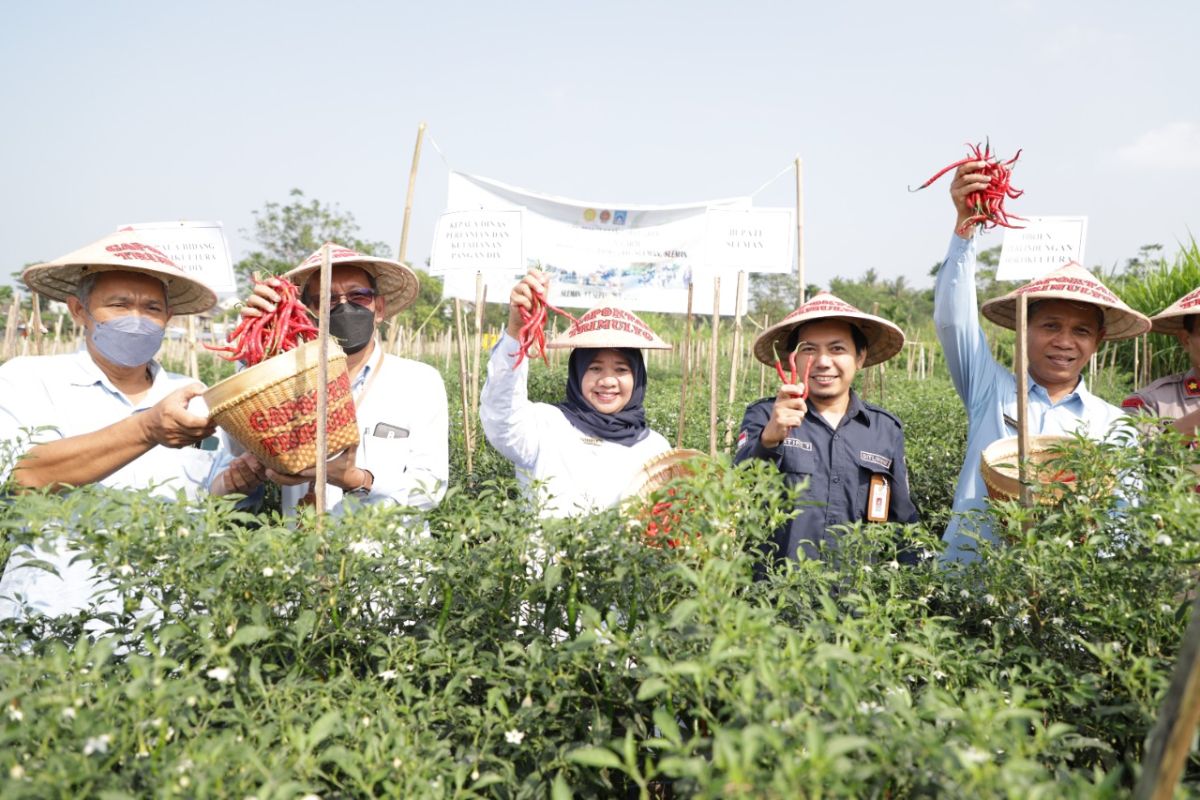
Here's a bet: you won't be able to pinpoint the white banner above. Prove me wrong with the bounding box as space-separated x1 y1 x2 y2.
430 172 793 314
116 220 238 295
997 216 1088 282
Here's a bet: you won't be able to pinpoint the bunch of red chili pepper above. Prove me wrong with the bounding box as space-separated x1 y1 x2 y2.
772 341 813 400
513 288 579 368
910 140 1025 235
643 487 693 549
205 278 319 366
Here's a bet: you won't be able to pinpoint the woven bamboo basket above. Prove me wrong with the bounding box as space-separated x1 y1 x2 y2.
622 448 705 501
203 339 360 474
980 435 1076 504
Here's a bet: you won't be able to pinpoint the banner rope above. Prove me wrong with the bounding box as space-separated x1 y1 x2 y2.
749 161 796 197
426 133 452 168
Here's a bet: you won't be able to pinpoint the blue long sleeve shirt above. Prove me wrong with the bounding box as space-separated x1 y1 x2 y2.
933 234 1128 562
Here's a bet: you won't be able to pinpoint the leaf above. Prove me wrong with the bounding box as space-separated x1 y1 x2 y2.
667 599 701 630
824 735 873 759
653 706 683 748
551 772 572 800
306 711 342 750
229 625 273 649
293 609 316 642
566 746 623 770
636 677 669 701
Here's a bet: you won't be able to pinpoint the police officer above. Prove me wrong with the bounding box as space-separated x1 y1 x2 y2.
1123 286 1200 438
734 292 918 562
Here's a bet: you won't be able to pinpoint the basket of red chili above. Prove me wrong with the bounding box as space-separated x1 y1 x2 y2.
979 435 1078 505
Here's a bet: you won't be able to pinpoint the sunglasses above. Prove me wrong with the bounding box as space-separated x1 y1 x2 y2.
306 288 379 308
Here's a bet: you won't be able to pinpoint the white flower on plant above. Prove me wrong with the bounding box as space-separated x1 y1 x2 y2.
959 589 970 599
861 564 873 574
83 734 112 755
186 695 198 707
471 767 480 781
61 707 76 721
6 705 22 722
1051 617 1065 626
505 729 525 745
378 669 398 681
118 563 134 577
983 594 996 606
9 764 25 780
261 567 274 577
1155 533 1173 546
177 527 190 538
392 757 403 768
887 560 900 570
960 746 990 765
932 670 947 681
348 540 383 558
360 716 372 728
521 694 533 708
1162 603 1174 614
299 794 322 800
206 666 233 683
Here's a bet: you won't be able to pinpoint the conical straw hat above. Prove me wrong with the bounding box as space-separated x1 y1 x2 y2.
285 242 420 316
1149 286 1200 335
546 304 671 350
980 262 1150 341
752 291 905 369
22 231 217 315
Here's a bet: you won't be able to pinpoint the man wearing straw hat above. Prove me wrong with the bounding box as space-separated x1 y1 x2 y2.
208 243 448 515
0 230 219 618
1122 286 1200 437
935 163 1151 563
734 292 919 562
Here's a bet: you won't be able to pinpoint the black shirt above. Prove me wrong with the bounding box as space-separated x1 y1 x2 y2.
734 390 919 561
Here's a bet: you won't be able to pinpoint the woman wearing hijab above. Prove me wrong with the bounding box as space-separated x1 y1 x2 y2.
480 269 673 517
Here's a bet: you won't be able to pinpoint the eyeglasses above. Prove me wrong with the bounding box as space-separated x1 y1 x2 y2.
308 288 379 308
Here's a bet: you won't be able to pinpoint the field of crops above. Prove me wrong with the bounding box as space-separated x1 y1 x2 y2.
2 346 1200 798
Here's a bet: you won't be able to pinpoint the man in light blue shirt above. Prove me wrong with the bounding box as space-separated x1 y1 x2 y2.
934 161 1151 562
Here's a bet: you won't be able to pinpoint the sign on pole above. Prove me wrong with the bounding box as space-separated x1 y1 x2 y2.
117 220 237 295
996 216 1088 282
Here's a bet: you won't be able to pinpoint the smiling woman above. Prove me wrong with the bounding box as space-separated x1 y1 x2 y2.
479 269 673 518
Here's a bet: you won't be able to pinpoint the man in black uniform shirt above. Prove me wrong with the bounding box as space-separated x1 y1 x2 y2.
734 292 919 561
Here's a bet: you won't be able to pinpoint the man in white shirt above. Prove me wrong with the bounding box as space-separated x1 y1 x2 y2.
209 243 448 514
0 231 218 618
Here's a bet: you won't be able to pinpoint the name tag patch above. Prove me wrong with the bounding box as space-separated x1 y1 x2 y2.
783 438 813 451
859 451 892 470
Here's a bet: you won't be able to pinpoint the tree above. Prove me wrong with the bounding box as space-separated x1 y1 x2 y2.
235 189 392 290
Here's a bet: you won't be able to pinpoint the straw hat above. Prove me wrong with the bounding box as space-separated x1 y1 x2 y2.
285 242 420 316
980 262 1150 341
22 231 217 315
546 305 672 350
752 292 905 369
1149 286 1200 335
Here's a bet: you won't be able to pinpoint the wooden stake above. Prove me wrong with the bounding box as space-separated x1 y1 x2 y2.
676 282 694 449
1015 294 1031 508
314 244 334 520
1135 591 1200 800
454 298 474 475
471 273 485 418
389 121 426 353
29 292 43 356
795 156 806 306
186 315 199 379
724 271 746 449
708 278 721 457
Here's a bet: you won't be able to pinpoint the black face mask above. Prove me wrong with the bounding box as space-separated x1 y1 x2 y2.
327 303 376 354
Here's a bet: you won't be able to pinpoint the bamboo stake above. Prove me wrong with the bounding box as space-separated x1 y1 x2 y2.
724 272 746 449
708 278 721 457
1135 591 1200 800
471 273 485 418
388 121 426 353
186 315 199 379
1015 294 1031 508
675 282 694 449
314 244 333 520
29 293 43 356
795 156 806 306
2 296 17 360
454 298 474 475
758 315 768 398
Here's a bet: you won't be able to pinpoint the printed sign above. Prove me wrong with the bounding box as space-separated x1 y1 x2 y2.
430 172 793 314
116 220 237 295
996 216 1088 281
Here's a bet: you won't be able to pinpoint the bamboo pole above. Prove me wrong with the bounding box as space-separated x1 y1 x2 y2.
795 156 806 306
724 272 746 449
675 282 695 448
1015 294 1031 508
388 121 426 353
1135 591 1200 800
471 273 485 418
3 296 19 360
314 244 334 520
708 278 721 457
454 298 474 475
186 315 199 379
29 293 43 356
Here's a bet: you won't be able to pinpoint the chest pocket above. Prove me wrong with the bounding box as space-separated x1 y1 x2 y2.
780 438 818 475
358 422 411 471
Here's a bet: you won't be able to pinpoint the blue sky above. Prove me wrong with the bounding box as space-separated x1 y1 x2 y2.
3 1 1197 294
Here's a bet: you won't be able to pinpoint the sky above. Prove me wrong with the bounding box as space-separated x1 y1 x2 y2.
2 1 1197 296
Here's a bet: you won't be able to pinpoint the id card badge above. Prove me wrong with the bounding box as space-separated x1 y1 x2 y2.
867 475 890 522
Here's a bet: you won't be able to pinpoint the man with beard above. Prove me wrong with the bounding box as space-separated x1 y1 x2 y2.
734 293 919 562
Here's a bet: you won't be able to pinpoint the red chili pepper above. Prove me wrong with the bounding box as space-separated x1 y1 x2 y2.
910 139 1025 235
512 286 578 368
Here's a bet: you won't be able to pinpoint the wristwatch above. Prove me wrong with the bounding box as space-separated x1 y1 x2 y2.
346 469 374 498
